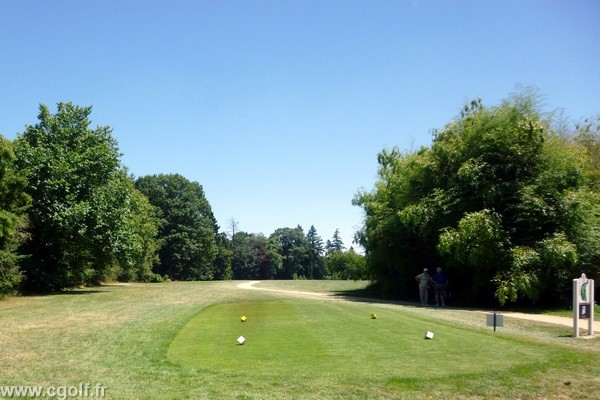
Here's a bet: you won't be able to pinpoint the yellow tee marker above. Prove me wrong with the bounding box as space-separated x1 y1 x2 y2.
370 313 377 319
240 316 247 322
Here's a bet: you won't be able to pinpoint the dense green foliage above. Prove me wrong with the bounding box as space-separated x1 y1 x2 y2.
228 225 365 280
135 174 221 280
325 247 367 280
270 226 313 279
0 136 30 296
108 171 162 282
354 93 600 306
269 226 344 279
231 232 282 279
13 103 162 291
213 232 233 280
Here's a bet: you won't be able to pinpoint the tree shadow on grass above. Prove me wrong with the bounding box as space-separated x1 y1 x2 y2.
20 281 135 297
55 289 105 296
330 286 566 312
21 287 108 297
331 287 419 307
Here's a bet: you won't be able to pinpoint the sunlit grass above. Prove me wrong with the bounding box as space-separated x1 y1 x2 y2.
0 280 598 399
170 299 552 377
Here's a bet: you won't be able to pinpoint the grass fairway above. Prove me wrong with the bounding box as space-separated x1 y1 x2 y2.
1 281 599 399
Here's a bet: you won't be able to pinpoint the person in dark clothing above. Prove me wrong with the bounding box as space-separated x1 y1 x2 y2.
430 267 449 306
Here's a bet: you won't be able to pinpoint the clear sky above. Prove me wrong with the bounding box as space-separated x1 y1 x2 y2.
1 0 599 249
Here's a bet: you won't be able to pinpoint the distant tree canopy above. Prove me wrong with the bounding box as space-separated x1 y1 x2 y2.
135 174 220 281
269 226 312 279
227 224 364 281
354 92 600 306
231 232 282 279
325 247 367 280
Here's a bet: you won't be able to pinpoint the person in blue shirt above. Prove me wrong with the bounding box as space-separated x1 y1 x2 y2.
430 267 449 306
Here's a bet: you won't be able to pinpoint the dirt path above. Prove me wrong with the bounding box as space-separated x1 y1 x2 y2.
237 281 598 334
236 281 331 298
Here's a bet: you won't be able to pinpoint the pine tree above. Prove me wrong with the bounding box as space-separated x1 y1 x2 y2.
327 229 345 254
306 225 325 278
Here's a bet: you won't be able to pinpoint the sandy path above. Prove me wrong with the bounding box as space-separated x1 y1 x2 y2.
237 281 331 298
237 281 598 334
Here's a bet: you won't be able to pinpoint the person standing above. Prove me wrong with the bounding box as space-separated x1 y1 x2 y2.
415 268 430 306
431 267 449 306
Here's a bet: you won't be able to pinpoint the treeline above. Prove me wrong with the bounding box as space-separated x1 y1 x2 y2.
229 226 365 281
4 91 597 307
354 90 600 307
0 103 365 296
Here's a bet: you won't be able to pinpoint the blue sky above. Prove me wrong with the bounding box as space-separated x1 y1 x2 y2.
1 0 599 249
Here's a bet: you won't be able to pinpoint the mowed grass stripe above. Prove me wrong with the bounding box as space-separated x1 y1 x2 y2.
168 298 554 380
169 301 322 370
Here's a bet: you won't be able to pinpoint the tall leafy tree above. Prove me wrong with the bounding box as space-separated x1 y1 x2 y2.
354 91 600 306
213 232 233 280
262 234 284 279
0 136 30 296
566 116 600 281
231 232 258 279
14 103 123 291
105 171 162 282
135 174 219 280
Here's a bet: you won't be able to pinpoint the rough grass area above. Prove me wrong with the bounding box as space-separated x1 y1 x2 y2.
1 281 599 399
